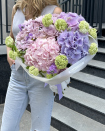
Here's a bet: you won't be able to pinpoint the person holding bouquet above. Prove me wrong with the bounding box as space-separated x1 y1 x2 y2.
0 0 62 131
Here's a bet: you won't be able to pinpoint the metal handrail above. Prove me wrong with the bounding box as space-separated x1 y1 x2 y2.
98 0 104 37
5 0 10 33
0 0 104 46
59 0 69 5
59 0 104 38
0 0 3 45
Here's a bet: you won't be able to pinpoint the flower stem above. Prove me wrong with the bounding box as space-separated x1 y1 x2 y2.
39 72 45 77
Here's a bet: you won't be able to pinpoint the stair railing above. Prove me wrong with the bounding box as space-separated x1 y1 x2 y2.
59 0 104 38
0 0 3 45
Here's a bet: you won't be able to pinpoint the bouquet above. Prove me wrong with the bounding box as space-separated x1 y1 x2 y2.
5 12 98 100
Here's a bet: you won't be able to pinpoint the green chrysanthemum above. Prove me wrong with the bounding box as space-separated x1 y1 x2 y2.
9 50 17 60
89 28 97 39
5 36 14 48
29 66 39 76
46 73 57 79
55 55 68 69
55 19 67 32
88 43 98 55
42 14 53 27
79 21 89 34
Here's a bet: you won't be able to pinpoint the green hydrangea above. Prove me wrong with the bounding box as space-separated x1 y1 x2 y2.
79 21 89 34
46 74 53 79
9 50 17 60
5 36 14 48
42 14 53 27
89 28 97 39
55 55 68 69
29 66 39 76
46 73 57 79
88 43 98 55
55 19 67 32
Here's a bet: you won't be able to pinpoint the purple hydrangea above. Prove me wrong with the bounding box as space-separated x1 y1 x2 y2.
58 12 85 31
26 33 33 41
47 63 57 74
57 30 89 64
18 24 25 31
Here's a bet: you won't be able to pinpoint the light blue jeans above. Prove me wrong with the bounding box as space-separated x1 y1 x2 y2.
0 64 55 131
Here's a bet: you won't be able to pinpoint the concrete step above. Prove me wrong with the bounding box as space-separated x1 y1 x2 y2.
94 47 105 62
55 87 105 124
0 104 58 131
98 47 105 54
81 60 105 78
51 102 105 131
98 39 105 48
71 72 105 89
0 39 5 46
70 72 105 99
88 59 105 70
0 45 6 55
0 94 5 104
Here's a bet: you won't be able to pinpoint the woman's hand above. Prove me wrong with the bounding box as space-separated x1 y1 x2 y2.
7 47 15 67
7 56 15 67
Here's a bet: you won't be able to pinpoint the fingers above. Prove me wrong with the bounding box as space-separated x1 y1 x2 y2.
11 59 15 64
9 57 15 63
7 57 15 67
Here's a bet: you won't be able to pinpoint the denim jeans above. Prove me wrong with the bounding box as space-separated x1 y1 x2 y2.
0 64 55 131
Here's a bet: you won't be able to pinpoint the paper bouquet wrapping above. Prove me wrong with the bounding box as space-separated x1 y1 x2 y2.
5 12 98 100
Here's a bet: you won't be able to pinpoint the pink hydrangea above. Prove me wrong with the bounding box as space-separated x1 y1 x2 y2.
43 25 59 37
16 29 34 51
24 37 60 71
52 14 60 23
35 16 44 23
16 19 47 51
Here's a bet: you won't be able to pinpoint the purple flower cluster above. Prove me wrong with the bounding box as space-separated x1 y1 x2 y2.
58 12 85 31
47 63 57 74
18 24 25 31
57 30 89 64
26 33 33 41
16 18 59 51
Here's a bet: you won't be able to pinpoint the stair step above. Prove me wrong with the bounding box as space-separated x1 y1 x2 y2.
81 60 105 78
71 72 105 89
98 37 105 41
70 72 105 99
94 47 105 62
98 47 105 54
88 60 105 70
0 104 58 131
55 87 105 124
64 87 105 114
98 39 105 48
0 45 7 55
52 102 105 131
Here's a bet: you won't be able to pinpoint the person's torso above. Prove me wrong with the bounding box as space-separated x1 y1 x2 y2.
12 5 57 39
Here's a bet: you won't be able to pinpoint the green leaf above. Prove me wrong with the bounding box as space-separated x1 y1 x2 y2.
39 71 45 77
20 57 25 63
26 66 30 69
